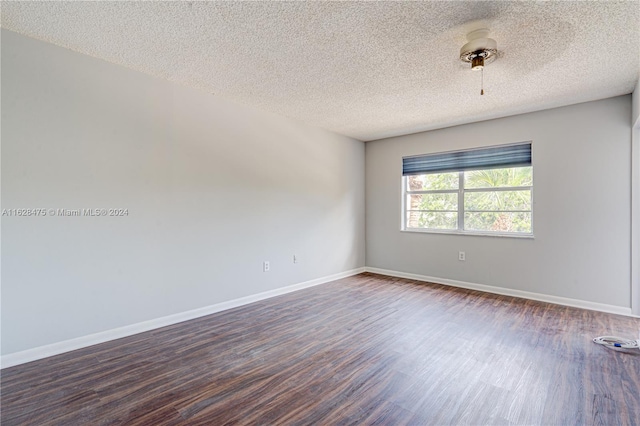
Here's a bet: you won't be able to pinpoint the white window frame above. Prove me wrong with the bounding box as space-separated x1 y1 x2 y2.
401 167 534 239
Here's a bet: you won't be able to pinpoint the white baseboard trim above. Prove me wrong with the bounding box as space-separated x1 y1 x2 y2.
1 267 366 369
365 267 635 317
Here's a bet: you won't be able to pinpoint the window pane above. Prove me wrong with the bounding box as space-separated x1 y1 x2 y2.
407 193 457 211
464 166 532 189
464 212 532 233
465 190 531 211
406 211 457 229
407 173 459 191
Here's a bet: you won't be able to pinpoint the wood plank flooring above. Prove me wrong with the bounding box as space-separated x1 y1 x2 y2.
2 273 639 425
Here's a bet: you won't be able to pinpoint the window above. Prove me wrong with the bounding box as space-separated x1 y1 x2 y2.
402 143 532 236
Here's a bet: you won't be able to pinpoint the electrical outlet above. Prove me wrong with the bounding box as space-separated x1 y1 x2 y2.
263 261 270 272
293 255 298 264
458 251 466 261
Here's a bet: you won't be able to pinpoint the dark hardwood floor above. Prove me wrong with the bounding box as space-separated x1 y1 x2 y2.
2 273 639 425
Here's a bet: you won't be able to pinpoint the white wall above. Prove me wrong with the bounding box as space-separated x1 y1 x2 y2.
1 30 365 356
632 78 640 314
366 96 632 308
632 78 639 126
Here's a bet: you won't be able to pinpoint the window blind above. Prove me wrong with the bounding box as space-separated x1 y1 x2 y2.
402 143 531 176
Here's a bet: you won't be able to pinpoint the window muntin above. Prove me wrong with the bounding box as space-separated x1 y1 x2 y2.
403 165 533 235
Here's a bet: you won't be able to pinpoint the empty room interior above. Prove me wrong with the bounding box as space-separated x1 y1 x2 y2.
2 1 640 425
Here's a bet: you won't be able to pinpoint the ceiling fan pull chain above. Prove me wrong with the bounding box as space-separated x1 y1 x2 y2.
481 67 484 96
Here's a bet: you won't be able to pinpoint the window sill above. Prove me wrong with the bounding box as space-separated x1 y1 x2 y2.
401 228 534 239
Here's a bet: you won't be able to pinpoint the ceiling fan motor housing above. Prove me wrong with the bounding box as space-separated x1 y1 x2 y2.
460 28 498 70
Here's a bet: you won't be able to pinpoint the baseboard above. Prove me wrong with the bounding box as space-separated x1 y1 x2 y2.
1 267 366 369
365 267 635 317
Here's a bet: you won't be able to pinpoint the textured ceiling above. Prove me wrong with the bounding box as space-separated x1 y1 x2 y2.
2 1 639 141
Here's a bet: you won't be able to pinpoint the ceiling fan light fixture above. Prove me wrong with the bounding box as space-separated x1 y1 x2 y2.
471 56 484 71
459 28 498 95
459 28 498 69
